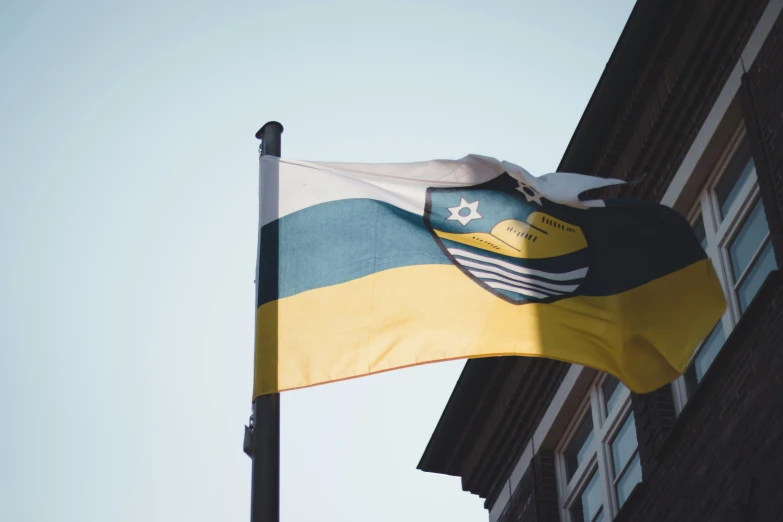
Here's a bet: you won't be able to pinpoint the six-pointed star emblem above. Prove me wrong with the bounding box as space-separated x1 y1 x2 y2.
446 197 482 226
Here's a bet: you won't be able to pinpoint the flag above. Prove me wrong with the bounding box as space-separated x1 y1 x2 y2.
253 154 726 397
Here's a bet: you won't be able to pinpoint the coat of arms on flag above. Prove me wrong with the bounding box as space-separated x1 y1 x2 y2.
425 173 589 304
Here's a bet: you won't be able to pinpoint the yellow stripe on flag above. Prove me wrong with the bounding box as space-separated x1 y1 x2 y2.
254 258 725 397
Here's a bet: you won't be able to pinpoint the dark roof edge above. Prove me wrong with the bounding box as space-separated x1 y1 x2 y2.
417 358 499 475
557 0 672 174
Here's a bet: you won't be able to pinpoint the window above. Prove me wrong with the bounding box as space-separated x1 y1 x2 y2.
569 471 603 522
674 127 777 406
564 413 594 482
557 375 641 521
610 414 642 507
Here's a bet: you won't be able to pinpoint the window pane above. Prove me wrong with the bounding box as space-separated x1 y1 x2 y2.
565 412 595 481
729 199 770 282
738 240 777 312
569 472 602 522
616 453 642 507
716 139 754 218
611 413 638 476
693 215 708 252
694 323 726 382
602 376 625 418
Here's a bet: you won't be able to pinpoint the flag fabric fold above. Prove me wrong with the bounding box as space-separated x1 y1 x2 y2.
253 154 726 397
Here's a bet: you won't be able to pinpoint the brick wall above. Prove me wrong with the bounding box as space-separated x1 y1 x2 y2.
615 270 783 522
612 0 766 202
741 10 783 262
499 451 560 522
613 13 783 522
629 386 677 482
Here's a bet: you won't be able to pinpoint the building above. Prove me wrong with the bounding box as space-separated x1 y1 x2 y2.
418 1 783 521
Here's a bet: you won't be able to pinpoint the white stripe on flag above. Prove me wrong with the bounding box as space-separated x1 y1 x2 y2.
261 155 625 227
260 155 506 226
448 248 588 281
485 281 549 299
468 270 570 294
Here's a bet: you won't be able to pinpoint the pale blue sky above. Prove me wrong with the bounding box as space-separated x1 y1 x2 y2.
0 1 635 520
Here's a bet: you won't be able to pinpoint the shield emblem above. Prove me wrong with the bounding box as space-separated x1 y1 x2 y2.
424 173 590 304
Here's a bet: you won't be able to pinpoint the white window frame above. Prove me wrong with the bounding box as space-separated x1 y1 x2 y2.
555 374 638 522
661 0 783 413
672 123 773 412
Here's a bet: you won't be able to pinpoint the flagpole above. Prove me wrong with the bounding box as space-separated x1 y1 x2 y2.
249 121 283 522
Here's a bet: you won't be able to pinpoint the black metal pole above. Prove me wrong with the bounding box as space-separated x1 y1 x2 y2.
250 121 283 522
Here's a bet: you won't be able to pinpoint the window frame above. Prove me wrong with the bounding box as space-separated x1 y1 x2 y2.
555 374 639 522
673 124 774 412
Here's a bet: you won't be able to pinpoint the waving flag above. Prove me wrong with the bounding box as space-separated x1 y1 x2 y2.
253 154 726 397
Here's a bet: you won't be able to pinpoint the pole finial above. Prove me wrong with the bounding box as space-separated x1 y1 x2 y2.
255 121 284 140
256 121 284 157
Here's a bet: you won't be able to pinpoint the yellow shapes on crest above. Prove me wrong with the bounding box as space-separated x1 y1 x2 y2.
434 229 525 257
434 211 587 259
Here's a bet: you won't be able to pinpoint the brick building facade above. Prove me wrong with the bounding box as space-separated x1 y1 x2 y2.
418 1 783 521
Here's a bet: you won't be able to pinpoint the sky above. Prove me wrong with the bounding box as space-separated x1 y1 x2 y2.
0 1 635 521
